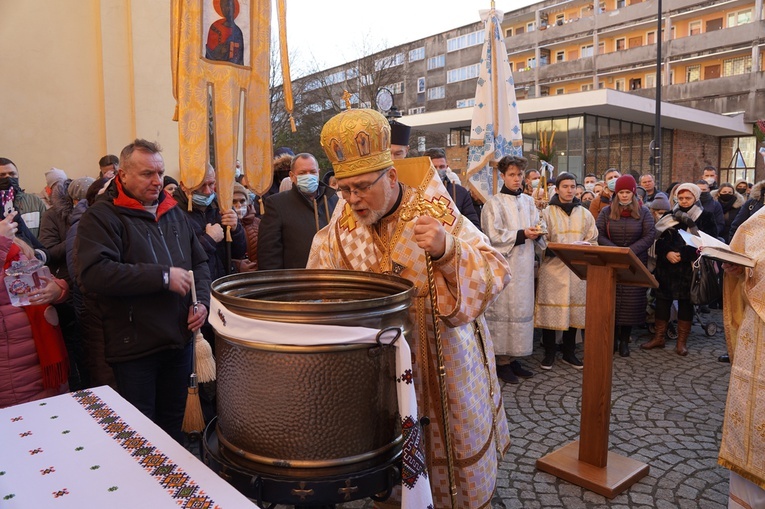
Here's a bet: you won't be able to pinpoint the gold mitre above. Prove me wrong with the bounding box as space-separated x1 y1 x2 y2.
320 108 392 179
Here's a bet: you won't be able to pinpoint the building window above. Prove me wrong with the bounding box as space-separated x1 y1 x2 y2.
723 56 752 77
686 65 700 82
416 77 426 93
505 28 513 38
447 30 485 52
527 57 536 69
555 14 565 24
555 51 565 62
527 22 535 32
409 47 425 62
446 63 481 83
427 54 445 70
448 129 459 147
615 78 625 91
389 81 404 94
689 20 702 36
374 53 404 71
646 31 656 45
581 44 594 58
408 107 425 115
616 38 626 51
616 0 626 7
456 98 475 108
727 9 752 27
581 83 594 91
598 42 605 55
516 26 525 35
645 73 656 88
720 136 757 184
556 88 565 95
598 1 606 13
427 86 445 100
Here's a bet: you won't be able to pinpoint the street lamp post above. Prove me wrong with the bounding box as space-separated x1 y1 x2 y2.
653 0 663 183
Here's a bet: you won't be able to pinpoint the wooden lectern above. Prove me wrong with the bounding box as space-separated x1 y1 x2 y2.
535 243 658 498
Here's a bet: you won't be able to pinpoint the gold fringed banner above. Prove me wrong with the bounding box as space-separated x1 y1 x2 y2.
277 0 296 133
171 0 274 206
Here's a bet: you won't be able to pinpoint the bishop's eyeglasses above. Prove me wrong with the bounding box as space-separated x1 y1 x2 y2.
337 168 390 198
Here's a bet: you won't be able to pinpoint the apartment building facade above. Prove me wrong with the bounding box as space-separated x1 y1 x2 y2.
289 0 762 188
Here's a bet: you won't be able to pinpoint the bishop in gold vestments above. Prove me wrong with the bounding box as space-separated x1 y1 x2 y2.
308 108 511 508
719 206 765 508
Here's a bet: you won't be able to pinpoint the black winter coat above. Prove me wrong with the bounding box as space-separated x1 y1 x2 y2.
173 190 247 282
654 205 718 301
729 181 764 242
258 183 338 269
442 179 481 231
596 205 656 325
75 180 211 363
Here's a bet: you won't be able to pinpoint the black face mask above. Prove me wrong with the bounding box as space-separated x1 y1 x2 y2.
0 177 21 193
718 194 735 203
736 187 747 195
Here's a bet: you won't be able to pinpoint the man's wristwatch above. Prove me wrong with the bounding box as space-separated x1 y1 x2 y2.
162 269 170 290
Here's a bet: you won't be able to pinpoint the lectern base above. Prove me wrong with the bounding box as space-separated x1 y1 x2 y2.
536 441 650 499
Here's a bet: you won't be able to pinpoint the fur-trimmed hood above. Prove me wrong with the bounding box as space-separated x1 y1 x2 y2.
710 188 746 209
748 180 765 202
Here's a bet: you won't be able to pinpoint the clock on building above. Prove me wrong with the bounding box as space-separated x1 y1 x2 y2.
375 87 394 112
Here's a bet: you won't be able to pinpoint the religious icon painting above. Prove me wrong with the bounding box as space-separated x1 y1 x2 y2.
202 0 250 66
331 140 345 162
355 132 371 157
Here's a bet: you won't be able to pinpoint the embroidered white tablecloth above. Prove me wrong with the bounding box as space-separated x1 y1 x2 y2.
0 386 258 508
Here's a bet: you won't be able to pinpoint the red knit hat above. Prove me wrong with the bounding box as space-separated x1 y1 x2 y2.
614 175 636 194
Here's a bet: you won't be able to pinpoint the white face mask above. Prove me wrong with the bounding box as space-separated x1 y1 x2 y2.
584 183 595 192
235 206 247 219
531 178 540 189
704 177 715 186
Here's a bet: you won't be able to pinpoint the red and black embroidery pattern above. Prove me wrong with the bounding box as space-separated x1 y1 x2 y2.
71 390 217 507
400 415 427 489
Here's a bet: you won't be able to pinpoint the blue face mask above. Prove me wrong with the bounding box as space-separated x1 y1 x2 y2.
296 174 319 194
192 192 216 207
607 179 617 192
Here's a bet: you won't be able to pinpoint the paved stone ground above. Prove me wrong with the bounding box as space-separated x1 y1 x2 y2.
206 310 732 508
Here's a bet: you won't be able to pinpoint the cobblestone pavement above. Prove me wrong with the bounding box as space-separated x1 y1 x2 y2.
222 310 731 509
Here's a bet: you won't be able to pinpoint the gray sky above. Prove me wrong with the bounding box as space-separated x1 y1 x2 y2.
282 0 537 77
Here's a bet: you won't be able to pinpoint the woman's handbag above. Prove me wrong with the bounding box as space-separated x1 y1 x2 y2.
690 255 722 305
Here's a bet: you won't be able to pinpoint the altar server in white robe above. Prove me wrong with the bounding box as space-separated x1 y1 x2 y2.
482 155 545 384
534 172 598 371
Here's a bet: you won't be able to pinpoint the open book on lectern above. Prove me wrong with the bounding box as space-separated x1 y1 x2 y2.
678 229 755 268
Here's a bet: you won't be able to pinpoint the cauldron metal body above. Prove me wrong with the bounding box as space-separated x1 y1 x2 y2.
211 269 414 475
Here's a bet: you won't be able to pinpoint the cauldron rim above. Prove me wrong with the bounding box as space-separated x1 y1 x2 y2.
211 269 416 311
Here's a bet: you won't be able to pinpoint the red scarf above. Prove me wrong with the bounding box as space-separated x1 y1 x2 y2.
4 244 69 389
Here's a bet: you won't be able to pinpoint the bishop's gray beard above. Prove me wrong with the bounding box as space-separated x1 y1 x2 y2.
352 179 394 226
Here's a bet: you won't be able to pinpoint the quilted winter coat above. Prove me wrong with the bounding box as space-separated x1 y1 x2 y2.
596 204 656 325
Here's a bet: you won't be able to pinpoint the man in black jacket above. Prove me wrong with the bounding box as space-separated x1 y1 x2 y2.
174 163 246 283
423 148 481 230
257 153 338 269
75 139 210 443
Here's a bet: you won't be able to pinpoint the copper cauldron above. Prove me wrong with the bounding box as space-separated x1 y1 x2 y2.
211 269 414 476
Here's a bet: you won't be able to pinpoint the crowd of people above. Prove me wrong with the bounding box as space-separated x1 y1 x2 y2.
0 112 762 505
